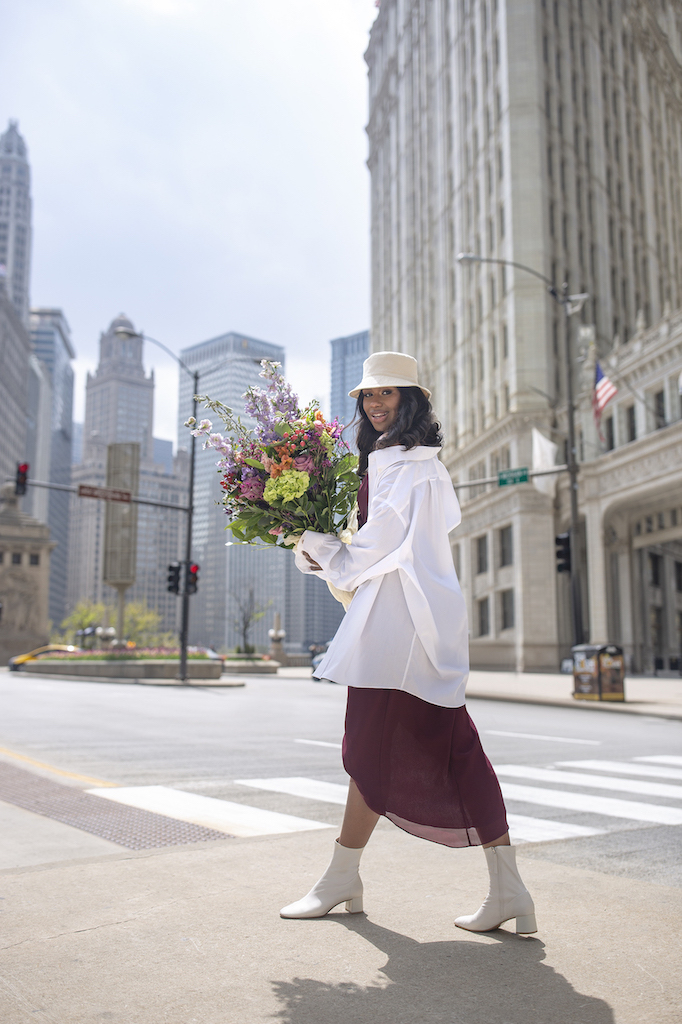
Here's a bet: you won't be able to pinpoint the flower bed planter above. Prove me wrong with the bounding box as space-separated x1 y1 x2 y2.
221 660 280 675
21 660 223 680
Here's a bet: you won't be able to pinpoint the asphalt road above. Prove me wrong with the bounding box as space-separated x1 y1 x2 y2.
1 672 681 886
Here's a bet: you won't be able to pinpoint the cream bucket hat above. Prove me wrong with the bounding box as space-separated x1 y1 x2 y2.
348 351 431 399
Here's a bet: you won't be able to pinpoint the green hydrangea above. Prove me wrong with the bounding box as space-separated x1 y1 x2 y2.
319 430 335 453
263 469 310 504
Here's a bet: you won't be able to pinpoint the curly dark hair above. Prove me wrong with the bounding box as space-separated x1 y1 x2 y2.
353 386 442 476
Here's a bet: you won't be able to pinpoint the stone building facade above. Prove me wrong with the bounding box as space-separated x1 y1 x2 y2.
365 0 682 670
0 483 54 664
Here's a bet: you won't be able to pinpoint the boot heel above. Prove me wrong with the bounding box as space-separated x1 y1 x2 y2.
515 913 537 934
345 896 363 913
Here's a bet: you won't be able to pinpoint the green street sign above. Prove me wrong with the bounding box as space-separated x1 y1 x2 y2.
498 467 529 486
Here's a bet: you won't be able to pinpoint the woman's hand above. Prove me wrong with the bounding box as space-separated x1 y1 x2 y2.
303 551 323 572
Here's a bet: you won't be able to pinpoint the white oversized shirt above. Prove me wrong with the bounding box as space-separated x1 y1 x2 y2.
295 445 469 708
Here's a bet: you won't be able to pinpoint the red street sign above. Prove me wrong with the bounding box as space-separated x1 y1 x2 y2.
78 484 132 503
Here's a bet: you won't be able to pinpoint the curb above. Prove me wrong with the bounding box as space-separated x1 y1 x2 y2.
465 689 682 720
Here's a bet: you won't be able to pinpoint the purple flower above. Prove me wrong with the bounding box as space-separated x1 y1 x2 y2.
293 454 315 473
239 476 265 501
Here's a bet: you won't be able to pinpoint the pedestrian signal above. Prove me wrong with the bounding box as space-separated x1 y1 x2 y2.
15 463 29 496
186 562 200 595
167 562 181 594
555 533 571 574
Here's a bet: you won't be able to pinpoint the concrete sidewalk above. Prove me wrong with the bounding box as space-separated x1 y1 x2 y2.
1 822 680 1023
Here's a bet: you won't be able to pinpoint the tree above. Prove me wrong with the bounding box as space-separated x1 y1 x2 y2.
230 587 270 654
53 600 107 644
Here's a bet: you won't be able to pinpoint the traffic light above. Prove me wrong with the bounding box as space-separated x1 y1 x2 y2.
167 562 181 594
15 463 29 496
186 562 200 595
555 533 571 574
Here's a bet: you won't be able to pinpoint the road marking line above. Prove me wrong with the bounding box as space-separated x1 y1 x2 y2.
506 813 604 844
86 785 333 837
0 746 118 788
635 756 682 767
485 731 601 745
494 764 682 800
295 739 343 749
500 782 682 825
556 760 682 781
236 777 349 805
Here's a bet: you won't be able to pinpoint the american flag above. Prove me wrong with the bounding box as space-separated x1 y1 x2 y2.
593 360 618 438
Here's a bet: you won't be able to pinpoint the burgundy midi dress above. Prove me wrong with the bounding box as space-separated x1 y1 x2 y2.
342 474 508 848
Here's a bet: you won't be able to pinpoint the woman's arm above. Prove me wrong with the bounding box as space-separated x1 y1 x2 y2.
294 465 417 591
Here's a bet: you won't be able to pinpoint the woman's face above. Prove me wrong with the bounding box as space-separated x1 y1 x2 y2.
362 387 401 432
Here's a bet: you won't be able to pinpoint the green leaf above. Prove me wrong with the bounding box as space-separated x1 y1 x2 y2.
243 458 265 470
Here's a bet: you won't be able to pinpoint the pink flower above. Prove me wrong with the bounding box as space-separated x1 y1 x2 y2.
239 477 265 501
268 525 283 535
293 454 315 473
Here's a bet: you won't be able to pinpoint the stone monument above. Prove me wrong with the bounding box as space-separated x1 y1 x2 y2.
0 482 55 664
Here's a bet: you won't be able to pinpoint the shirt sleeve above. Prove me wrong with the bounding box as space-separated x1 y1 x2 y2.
294 463 417 591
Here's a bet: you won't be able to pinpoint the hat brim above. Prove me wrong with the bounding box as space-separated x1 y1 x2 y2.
348 375 431 400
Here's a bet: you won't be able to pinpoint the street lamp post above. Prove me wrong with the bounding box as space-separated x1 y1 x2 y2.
114 326 199 683
457 253 588 646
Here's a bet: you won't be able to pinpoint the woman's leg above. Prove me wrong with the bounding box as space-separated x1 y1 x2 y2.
339 779 380 848
280 779 376 919
482 831 510 848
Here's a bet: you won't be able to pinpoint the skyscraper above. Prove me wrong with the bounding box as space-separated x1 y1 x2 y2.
29 309 75 627
0 278 30 496
0 121 32 326
366 0 682 670
330 330 369 443
177 331 285 650
67 315 188 632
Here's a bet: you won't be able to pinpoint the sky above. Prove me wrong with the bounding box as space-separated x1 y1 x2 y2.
1 0 377 445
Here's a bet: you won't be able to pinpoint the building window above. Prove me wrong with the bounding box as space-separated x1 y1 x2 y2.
654 390 665 429
29 553 40 566
478 597 490 636
502 324 508 358
0 551 3 564
453 543 461 578
476 535 489 574
675 562 682 593
625 404 636 442
604 416 614 450
499 525 513 566
12 552 21 565
649 553 662 588
501 589 515 630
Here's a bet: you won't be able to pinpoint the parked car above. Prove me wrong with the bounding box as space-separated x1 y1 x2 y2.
9 645 80 671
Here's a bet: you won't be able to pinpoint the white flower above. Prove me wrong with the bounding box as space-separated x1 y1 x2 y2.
184 416 196 427
198 418 212 431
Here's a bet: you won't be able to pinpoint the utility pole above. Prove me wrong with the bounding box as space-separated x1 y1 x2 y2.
178 371 198 684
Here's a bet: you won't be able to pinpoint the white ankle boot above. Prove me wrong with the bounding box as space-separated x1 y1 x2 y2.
280 839 364 919
455 845 537 934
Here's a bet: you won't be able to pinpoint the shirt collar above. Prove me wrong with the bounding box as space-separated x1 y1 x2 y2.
369 445 442 470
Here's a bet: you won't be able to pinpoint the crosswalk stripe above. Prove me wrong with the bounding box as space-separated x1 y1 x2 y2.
506 813 603 844
235 777 607 845
499 781 682 825
236 777 349 805
635 756 682 767
494 764 682 800
87 786 333 837
556 760 682 782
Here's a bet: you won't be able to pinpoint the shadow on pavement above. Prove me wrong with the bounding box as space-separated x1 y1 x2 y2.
271 914 614 1024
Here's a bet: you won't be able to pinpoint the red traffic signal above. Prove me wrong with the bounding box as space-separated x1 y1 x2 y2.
186 562 200 594
15 463 29 496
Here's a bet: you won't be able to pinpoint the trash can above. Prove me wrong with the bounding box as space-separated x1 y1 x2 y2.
572 644 625 701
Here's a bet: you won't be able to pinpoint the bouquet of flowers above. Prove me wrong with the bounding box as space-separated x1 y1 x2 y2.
186 360 359 549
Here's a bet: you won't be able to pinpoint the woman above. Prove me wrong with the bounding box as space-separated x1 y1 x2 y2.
281 351 536 935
